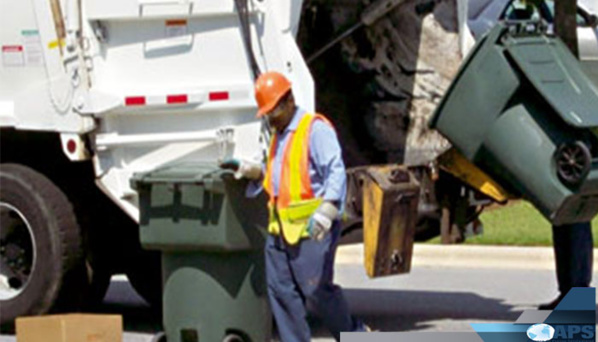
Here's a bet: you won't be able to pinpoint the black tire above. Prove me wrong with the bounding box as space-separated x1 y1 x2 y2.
0 164 84 325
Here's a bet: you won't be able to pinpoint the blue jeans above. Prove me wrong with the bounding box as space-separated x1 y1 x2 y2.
265 223 363 341
552 222 593 294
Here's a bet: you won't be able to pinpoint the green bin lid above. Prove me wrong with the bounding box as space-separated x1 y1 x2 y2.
505 35 598 128
131 162 224 185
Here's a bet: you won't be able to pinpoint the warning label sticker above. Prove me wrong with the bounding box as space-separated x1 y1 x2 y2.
2 45 25 67
22 30 44 67
165 19 188 38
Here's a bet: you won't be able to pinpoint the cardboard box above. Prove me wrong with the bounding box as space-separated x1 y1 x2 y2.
16 314 122 342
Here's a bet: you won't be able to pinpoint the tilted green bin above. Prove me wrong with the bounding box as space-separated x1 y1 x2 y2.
132 162 270 342
431 23 598 225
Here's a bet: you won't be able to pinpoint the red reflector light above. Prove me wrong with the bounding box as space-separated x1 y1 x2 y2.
167 94 188 104
209 92 229 101
125 96 146 106
67 140 76 153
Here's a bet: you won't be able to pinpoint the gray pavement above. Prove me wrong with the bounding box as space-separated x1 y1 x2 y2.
2 244 597 342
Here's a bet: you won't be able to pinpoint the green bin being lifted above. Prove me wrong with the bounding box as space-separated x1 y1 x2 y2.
132 162 270 342
431 23 598 225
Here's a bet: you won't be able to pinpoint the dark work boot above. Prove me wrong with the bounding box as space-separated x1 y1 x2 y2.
538 294 565 310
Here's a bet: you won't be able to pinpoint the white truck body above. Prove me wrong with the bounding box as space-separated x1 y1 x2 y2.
1 0 315 220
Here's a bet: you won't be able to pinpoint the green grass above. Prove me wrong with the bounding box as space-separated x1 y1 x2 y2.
431 201 598 247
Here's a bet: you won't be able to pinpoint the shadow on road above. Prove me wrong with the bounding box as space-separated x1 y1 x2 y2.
97 280 523 337
83 280 598 339
309 288 522 337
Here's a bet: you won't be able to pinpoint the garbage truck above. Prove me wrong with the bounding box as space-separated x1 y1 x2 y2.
1 0 596 327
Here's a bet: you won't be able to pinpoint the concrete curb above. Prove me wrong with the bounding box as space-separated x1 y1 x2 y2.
335 243 598 270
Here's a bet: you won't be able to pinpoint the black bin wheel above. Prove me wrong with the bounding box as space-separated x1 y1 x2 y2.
223 333 246 342
555 141 592 187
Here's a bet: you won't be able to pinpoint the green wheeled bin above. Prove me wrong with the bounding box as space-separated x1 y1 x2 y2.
430 22 598 225
132 162 271 342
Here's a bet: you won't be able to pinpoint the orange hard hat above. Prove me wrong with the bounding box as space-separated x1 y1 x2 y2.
254 71 292 117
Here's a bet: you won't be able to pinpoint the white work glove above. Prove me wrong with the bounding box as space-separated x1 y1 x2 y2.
307 201 339 241
219 158 262 180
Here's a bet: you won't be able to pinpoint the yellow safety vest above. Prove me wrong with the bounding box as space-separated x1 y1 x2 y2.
263 112 332 245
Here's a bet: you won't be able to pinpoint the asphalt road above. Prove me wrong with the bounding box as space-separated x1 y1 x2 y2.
2 245 597 341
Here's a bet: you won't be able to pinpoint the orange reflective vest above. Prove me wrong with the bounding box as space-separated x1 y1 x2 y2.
263 112 332 245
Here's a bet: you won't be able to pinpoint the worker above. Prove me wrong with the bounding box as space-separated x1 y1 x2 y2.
539 222 594 309
221 71 367 341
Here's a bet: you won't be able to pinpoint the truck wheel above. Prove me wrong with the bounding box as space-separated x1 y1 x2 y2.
0 164 83 325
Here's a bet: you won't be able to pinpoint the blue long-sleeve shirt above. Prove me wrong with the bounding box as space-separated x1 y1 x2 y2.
269 108 347 211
